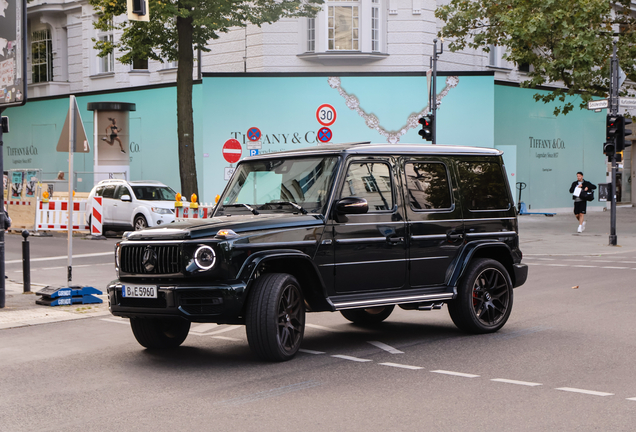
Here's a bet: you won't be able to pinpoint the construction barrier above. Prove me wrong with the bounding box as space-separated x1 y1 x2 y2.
35 198 89 231
175 203 215 221
35 286 103 306
91 196 103 236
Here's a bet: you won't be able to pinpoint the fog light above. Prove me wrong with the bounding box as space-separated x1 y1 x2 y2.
194 245 216 270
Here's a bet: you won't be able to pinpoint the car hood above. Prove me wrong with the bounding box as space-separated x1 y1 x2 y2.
124 213 325 240
136 200 175 209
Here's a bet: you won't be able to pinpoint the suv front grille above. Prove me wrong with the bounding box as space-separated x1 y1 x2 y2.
121 244 182 274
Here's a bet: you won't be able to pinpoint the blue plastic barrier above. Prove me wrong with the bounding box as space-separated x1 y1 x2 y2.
35 286 103 306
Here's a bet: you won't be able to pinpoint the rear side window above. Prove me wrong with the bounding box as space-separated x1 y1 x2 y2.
341 162 393 212
456 161 510 211
101 185 117 199
404 162 452 210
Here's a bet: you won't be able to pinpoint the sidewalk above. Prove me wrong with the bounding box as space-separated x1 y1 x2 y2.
1 206 635 328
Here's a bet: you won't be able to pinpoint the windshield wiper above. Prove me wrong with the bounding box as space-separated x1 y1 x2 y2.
265 201 308 214
222 203 259 215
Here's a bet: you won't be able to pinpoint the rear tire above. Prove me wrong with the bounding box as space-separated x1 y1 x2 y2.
246 273 305 362
130 317 190 349
447 258 513 334
340 305 395 325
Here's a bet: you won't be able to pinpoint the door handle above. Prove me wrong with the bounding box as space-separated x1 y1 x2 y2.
447 231 464 241
386 236 404 244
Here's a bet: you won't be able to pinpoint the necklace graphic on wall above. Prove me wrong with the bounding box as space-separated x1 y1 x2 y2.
327 76 459 144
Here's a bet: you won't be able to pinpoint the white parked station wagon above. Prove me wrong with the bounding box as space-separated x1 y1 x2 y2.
86 179 177 231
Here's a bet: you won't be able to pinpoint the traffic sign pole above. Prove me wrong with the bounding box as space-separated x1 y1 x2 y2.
0 107 5 308
609 41 618 246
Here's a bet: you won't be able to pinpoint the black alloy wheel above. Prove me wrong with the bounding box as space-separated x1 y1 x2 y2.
340 305 395 325
448 258 513 334
246 273 305 362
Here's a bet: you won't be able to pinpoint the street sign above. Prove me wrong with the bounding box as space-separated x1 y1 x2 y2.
249 149 259 156
56 97 90 153
246 141 261 150
587 99 608 110
224 167 235 181
222 139 242 163
247 127 261 142
619 97 636 107
0 0 27 107
316 104 337 126
317 127 332 143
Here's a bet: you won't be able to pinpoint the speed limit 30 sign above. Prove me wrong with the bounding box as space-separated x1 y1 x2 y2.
316 104 337 127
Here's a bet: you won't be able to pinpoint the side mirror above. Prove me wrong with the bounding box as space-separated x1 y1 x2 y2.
121 194 132 202
336 197 368 214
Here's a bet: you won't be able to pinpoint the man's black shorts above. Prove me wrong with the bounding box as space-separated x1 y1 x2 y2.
574 200 587 215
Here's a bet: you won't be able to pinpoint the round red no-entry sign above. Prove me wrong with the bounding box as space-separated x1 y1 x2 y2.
222 139 242 164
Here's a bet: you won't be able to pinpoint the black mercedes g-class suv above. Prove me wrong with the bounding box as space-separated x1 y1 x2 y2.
108 143 528 361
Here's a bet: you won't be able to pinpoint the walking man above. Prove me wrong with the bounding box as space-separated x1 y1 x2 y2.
569 171 596 233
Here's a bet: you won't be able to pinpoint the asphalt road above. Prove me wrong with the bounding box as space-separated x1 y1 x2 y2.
1 234 636 431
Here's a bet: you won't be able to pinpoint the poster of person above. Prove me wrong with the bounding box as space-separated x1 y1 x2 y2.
97 111 129 165
25 170 37 197
11 170 23 198
0 0 26 107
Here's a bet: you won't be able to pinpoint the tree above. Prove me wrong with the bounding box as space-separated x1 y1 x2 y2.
89 0 322 198
435 0 636 115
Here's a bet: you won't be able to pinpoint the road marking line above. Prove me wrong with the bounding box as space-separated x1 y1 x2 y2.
190 323 219 334
380 362 423 370
306 323 340 332
626 397 636 401
299 349 325 355
40 266 65 270
331 355 373 362
101 318 129 325
555 387 614 397
545 264 568 267
535 258 556 261
601 266 629 269
368 341 404 354
491 378 542 387
572 265 597 268
431 370 479 378
6 251 113 264
212 336 241 341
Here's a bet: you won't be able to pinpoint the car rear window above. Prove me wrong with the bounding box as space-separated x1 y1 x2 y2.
456 161 510 211
404 162 452 210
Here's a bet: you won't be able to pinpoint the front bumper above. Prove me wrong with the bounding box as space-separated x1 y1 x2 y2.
512 263 528 288
108 281 246 323
148 212 176 227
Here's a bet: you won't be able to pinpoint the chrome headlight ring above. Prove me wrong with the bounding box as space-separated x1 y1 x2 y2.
194 245 216 271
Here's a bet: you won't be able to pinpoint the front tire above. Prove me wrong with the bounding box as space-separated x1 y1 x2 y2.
246 273 305 362
130 317 191 349
134 215 148 231
340 305 395 325
447 258 513 334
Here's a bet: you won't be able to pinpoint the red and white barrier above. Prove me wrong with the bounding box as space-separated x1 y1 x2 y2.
175 203 215 221
91 196 103 236
7 200 32 206
35 199 89 231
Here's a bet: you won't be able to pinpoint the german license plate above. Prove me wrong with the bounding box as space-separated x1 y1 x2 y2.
121 284 157 299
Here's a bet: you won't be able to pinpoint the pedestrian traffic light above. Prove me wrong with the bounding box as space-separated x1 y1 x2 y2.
603 141 615 158
616 115 632 153
418 115 434 141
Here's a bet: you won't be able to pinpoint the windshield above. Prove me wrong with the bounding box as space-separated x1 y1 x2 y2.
216 156 339 215
132 186 177 201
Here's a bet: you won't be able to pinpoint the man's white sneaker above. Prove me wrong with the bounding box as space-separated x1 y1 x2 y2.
582 221 586 232
577 225 582 233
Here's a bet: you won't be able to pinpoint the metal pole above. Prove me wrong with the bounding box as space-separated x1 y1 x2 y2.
0 107 5 308
430 39 443 144
609 42 618 246
22 230 30 293
68 96 75 283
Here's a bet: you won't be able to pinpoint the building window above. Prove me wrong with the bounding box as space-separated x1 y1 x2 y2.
132 57 148 70
371 2 379 52
98 34 114 73
31 29 53 83
307 18 316 52
328 1 359 50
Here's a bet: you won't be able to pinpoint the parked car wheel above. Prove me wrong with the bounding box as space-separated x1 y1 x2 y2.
340 305 395 324
134 215 148 231
246 273 305 362
447 258 513 334
130 317 190 349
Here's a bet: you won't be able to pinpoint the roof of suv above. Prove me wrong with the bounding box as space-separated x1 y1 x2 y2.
245 142 502 160
96 179 168 187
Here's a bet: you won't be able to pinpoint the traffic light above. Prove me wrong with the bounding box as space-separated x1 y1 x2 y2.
606 114 619 143
132 0 146 15
616 115 632 153
418 115 434 141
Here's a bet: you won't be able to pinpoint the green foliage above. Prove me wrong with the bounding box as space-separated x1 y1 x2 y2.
89 0 323 64
436 0 636 115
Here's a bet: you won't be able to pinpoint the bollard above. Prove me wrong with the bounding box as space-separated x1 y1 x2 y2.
22 230 30 293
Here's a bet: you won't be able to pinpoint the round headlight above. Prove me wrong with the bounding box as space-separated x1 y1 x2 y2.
194 245 216 270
